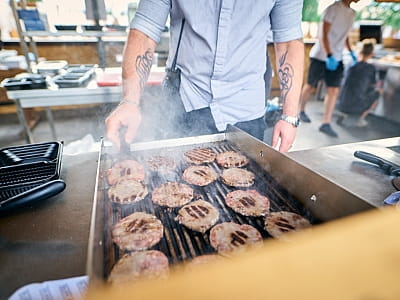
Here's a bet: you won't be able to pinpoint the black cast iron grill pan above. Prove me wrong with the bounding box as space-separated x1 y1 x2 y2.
0 141 66 212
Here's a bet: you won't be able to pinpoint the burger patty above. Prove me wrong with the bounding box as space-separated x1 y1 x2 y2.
112 212 163 251
108 178 148 204
216 151 249 168
151 182 194 207
145 155 176 173
209 222 263 256
176 200 219 233
182 165 218 186
264 211 312 238
108 250 169 285
221 168 255 187
184 148 216 165
225 189 270 216
106 159 145 185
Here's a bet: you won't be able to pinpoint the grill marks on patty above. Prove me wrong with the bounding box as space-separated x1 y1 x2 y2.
216 151 249 168
209 222 262 256
106 159 145 185
264 211 312 239
108 178 148 204
176 200 219 233
112 212 163 251
221 168 255 187
184 148 216 165
225 189 270 216
183 165 218 186
151 182 194 207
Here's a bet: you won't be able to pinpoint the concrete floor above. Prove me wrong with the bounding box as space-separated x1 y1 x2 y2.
0 98 399 152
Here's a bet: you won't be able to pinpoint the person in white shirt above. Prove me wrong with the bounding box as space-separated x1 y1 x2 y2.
299 0 359 137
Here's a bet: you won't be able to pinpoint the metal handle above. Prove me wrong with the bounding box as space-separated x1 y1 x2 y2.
0 179 66 211
354 150 399 175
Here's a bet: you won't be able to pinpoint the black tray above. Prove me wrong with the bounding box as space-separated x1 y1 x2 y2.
0 142 66 212
53 73 91 88
1 74 47 90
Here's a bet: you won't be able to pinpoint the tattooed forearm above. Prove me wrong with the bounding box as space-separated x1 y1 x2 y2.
135 48 153 90
278 50 294 104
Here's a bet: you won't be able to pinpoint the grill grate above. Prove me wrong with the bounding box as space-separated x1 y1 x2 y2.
0 163 58 188
101 141 318 278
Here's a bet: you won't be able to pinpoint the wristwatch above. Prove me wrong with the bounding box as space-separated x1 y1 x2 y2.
280 114 300 127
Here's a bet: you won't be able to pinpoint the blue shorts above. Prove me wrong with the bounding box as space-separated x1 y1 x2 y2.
307 58 344 88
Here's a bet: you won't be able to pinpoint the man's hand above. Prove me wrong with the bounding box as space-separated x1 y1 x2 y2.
271 120 297 152
326 55 339 71
105 102 142 150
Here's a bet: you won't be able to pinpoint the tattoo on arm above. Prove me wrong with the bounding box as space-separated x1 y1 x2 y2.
278 50 294 104
135 48 153 90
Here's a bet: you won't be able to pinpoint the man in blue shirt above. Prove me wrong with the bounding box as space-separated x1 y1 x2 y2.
106 0 304 152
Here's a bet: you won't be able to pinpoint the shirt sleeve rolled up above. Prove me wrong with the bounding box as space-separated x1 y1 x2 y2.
130 0 170 43
270 0 303 43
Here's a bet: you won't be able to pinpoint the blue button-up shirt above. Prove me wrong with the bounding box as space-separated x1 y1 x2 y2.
131 0 303 131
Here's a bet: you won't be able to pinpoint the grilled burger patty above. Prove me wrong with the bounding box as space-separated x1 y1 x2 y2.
264 211 312 238
108 178 148 204
106 159 145 185
152 182 194 207
108 250 169 285
176 200 219 233
209 222 263 256
216 151 249 168
112 212 163 251
145 155 176 173
184 148 216 165
221 168 255 187
182 165 218 186
225 189 270 216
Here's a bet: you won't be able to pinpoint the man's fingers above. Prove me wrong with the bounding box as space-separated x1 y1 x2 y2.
279 140 291 152
271 127 279 149
106 118 122 150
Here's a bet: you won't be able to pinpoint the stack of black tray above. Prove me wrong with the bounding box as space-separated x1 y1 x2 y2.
1 73 47 90
0 142 66 212
53 64 97 88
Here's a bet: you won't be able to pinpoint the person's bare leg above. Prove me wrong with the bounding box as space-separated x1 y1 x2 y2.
300 84 316 112
360 100 378 120
322 86 339 124
299 84 316 122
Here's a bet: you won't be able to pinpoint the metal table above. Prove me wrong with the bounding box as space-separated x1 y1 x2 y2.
7 82 121 143
6 68 165 143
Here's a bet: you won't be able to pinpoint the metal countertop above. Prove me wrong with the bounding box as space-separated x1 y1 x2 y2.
288 137 400 208
0 151 98 299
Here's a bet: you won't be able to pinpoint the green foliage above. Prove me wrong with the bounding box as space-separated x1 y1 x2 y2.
356 3 400 29
302 0 320 22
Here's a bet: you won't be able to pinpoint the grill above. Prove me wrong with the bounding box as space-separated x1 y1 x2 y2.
0 141 66 212
87 126 374 284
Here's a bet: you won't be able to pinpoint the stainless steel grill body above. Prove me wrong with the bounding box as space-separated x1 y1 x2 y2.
87 126 373 284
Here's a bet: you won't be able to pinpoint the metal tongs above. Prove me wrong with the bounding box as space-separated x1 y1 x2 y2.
119 126 131 158
354 150 400 206
354 150 400 176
